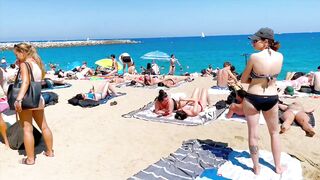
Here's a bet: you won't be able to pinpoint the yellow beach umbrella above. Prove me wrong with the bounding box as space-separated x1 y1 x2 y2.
95 58 123 70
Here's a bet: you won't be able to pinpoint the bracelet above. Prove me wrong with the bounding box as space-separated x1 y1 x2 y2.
15 99 22 103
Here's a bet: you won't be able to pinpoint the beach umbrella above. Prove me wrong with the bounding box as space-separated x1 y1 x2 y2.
141 50 170 61
95 58 123 70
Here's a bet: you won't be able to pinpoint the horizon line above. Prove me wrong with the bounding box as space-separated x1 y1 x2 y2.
1 31 319 43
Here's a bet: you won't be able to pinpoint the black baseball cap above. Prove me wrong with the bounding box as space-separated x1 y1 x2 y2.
248 27 274 40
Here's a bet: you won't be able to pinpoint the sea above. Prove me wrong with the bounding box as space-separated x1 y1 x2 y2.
1 32 320 79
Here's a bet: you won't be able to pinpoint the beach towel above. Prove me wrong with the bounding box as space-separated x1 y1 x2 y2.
42 83 72 91
217 109 315 127
68 92 126 108
129 139 232 180
208 86 231 95
116 80 188 89
122 101 227 126
215 150 302 180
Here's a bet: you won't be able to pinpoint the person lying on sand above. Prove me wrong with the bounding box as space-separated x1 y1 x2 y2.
174 88 209 120
226 89 246 118
80 82 120 101
154 90 178 116
278 101 315 137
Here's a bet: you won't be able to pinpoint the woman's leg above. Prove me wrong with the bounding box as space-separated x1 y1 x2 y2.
19 110 35 164
199 88 208 108
262 103 285 174
0 115 9 147
243 99 261 175
32 109 54 156
280 110 295 133
295 112 315 137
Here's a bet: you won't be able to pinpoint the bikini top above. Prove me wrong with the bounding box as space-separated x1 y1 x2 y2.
250 70 278 82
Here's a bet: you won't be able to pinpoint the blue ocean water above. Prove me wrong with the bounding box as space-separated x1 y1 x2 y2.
1 32 319 79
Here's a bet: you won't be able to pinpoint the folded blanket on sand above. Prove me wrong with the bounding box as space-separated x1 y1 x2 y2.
198 150 302 180
129 139 232 180
42 83 72 91
122 102 226 126
217 109 315 127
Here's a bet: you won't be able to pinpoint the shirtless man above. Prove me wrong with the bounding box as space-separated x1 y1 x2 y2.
217 61 238 88
278 101 315 137
311 70 320 94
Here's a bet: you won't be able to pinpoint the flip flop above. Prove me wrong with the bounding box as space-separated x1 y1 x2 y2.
20 158 35 165
43 150 55 157
110 101 117 106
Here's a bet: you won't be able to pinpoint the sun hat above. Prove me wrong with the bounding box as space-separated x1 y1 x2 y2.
248 27 274 40
284 86 294 96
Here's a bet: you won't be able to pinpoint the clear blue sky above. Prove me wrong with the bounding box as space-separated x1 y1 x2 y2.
0 0 319 41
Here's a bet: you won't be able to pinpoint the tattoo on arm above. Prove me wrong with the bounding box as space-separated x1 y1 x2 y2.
249 145 259 155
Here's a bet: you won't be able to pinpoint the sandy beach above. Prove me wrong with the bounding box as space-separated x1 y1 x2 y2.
0 77 319 180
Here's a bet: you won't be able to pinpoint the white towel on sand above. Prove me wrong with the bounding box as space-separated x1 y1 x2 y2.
217 110 266 125
217 150 302 180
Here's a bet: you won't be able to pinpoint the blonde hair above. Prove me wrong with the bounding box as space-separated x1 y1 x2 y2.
14 43 46 79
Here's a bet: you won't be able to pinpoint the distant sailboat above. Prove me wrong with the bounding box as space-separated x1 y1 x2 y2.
201 32 205 38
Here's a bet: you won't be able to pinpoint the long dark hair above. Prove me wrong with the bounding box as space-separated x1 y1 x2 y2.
175 110 188 120
156 90 167 102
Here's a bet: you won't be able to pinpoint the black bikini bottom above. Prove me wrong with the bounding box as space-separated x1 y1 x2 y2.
172 98 178 110
245 93 278 111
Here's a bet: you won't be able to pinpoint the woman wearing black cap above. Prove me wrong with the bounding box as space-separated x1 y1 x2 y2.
241 27 285 174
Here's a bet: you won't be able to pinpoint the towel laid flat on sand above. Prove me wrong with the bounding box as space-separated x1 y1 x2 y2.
122 102 227 126
129 139 232 180
208 86 231 95
116 80 188 89
217 109 315 127
42 83 72 91
215 150 302 180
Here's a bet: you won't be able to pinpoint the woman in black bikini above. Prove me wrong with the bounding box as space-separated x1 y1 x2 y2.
241 27 285 175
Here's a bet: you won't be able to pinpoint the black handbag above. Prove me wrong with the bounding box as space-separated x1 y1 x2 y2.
7 62 42 110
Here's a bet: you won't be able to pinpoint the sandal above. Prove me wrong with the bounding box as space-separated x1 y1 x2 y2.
110 101 117 106
20 158 35 165
43 149 55 157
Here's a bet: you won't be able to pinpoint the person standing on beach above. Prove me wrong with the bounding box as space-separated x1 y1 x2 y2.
168 54 181 75
119 52 134 75
13 43 54 165
241 27 285 174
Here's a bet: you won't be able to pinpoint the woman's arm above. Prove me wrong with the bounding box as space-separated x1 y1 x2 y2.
278 103 288 111
14 63 30 112
241 56 254 84
154 101 166 115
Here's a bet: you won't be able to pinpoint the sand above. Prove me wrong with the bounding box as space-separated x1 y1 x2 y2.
0 77 319 180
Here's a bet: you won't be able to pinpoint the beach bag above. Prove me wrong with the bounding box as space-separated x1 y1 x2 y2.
215 100 227 110
299 86 312 93
7 121 42 150
7 62 41 110
42 92 59 106
0 97 9 113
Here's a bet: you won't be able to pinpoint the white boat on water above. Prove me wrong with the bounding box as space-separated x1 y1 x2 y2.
201 32 205 38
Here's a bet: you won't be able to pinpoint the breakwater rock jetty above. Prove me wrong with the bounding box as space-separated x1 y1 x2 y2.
0 39 139 50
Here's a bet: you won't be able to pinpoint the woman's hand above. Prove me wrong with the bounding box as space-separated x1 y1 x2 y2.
14 100 22 113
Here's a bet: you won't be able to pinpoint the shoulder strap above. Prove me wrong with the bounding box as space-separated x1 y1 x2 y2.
13 62 36 85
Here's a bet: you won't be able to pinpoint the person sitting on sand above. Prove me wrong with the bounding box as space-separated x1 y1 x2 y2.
278 101 315 137
217 61 238 88
142 63 156 75
174 88 209 120
80 82 120 101
107 54 119 76
226 89 246 118
154 90 178 116
0 67 9 147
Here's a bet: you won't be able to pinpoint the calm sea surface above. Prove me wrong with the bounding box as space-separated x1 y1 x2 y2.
1 32 320 79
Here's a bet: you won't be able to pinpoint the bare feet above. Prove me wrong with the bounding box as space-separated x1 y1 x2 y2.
253 165 261 175
275 165 287 174
43 150 54 157
279 124 289 134
306 129 316 137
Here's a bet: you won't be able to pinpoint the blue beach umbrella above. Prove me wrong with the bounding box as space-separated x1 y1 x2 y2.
141 51 170 61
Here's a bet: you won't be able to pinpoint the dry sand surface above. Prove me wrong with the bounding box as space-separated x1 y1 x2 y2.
0 77 319 180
